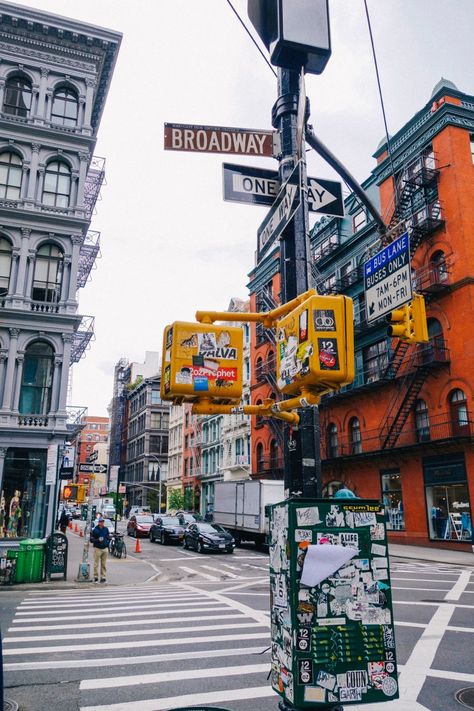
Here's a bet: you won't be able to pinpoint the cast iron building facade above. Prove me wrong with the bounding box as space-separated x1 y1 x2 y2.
0 3 120 541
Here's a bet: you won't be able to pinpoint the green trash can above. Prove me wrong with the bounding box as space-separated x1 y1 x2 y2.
19 539 46 583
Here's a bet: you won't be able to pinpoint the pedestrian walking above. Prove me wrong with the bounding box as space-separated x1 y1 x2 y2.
58 509 69 534
90 517 110 583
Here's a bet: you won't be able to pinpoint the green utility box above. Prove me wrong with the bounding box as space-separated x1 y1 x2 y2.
269 498 399 707
17 538 46 583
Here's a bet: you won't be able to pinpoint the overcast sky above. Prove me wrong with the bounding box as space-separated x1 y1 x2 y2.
12 0 474 416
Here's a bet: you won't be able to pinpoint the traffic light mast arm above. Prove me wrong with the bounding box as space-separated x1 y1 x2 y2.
191 397 300 426
195 288 316 329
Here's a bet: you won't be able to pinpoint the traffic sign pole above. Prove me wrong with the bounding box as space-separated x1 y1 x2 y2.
274 68 321 505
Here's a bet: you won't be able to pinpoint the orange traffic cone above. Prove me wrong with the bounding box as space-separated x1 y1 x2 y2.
74 523 79 533
135 537 142 553
68 521 72 529
79 528 83 537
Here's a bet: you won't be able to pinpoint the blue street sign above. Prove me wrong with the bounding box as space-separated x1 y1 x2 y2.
364 232 412 322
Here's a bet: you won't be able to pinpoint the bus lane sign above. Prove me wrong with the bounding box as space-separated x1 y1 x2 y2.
364 232 412 322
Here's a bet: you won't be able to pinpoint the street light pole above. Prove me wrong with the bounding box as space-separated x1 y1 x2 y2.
148 454 164 514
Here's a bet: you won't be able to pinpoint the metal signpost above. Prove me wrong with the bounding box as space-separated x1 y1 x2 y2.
364 232 412 323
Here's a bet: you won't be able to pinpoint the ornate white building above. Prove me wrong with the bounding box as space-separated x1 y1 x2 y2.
0 3 120 542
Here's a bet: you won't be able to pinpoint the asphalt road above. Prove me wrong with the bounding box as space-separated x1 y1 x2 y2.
1 536 473 711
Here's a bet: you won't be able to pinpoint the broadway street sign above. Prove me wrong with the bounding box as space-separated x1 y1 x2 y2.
164 123 277 157
257 161 301 260
364 232 412 322
223 163 344 217
78 463 108 475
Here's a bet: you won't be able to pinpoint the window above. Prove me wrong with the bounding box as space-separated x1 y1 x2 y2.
0 152 22 199
321 273 336 294
3 75 32 117
353 209 367 232
349 417 362 454
256 443 265 473
0 237 12 296
364 340 388 383
32 243 64 303
150 413 161 429
340 261 354 288
1 449 47 539
19 342 54 415
415 399 430 442
42 161 71 208
270 439 279 469
327 423 338 458
151 389 161 404
449 389 470 434
424 454 471 541
381 470 404 530
430 250 448 285
51 87 79 127
313 232 338 261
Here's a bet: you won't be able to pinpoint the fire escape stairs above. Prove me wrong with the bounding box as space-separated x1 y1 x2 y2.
381 361 431 450
382 340 410 380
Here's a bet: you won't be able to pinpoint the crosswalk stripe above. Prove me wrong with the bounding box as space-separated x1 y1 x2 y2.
4 620 264 643
80 684 275 711
3 645 270 672
178 565 219 580
12 604 218 623
15 599 215 617
19 593 199 609
81 661 269 690
201 564 240 578
9 610 239 632
3 631 269 655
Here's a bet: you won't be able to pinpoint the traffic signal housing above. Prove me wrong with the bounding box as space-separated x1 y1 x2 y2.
276 293 354 397
386 293 429 343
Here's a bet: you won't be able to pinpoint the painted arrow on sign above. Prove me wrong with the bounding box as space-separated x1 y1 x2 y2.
307 177 344 216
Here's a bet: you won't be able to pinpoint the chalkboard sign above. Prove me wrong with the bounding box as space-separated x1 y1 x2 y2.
45 532 68 581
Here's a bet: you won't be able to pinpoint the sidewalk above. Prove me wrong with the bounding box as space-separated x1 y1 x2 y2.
389 542 474 566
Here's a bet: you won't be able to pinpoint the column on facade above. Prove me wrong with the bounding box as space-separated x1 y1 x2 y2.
71 171 79 208
0 77 5 112
56 333 73 413
9 250 19 300
76 153 89 208
36 166 45 203
11 353 24 413
50 356 62 413
0 447 8 498
82 78 96 132
45 89 53 122
67 236 82 302
60 255 71 302
0 353 7 408
1 328 20 411
78 95 86 129
24 249 36 303
26 144 41 200
35 68 49 122
20 164 29 200
31 84 39 119
13 229 31 298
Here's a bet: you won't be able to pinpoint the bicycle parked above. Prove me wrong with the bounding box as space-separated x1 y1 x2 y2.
109 532 127 559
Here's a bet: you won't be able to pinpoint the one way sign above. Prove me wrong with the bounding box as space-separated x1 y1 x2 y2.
307 177 344 217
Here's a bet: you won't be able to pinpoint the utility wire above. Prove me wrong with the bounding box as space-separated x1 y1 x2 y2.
226 0 278 78
363 0 399 203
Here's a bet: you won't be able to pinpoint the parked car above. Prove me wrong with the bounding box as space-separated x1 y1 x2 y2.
150 516 186 544
176 512 203 524
183 522 235 554
130 506 151 516
70 506 82 519
127 514 155 537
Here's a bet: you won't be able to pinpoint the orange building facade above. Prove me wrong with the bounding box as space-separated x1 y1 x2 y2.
315 79 474 550
75 415 109 494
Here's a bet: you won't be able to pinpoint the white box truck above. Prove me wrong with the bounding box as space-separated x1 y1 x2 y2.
213 479 284 546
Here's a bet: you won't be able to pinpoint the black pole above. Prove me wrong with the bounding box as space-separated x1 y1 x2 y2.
114 466 120 535
273 68 342 711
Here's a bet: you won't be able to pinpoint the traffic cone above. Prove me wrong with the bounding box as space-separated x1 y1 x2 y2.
74 523 79 533
79 528 84 537
68 521 72 529
135 537 142 553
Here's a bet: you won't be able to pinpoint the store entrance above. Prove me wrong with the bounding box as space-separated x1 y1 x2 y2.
1 448 47 539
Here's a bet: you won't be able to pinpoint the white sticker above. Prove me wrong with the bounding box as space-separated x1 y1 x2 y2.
295 529 313 543
382 676 398 697
339 687 362 701
304 686 326 702
273 574 288 607
317 616 346 626
296 506 321 526
339 532 359 547
373 568 389 581
371 543 386 556
354 558 370 570
370 522 385 540
354 511 377 527
344 670 368 691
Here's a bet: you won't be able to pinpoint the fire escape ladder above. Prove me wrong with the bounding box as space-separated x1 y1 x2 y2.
383 340 410 380
381 364 431 449
387 178 417 235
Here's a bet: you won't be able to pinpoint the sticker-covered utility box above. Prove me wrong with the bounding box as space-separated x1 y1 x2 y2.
276 294 354 397
269 498 399 707
161 322 243 405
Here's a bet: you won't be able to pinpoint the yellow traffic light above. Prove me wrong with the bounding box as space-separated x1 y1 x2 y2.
276 294 355 397
386 293 429 343
161 321 243 405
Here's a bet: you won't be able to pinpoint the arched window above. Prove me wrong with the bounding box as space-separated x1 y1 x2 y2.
32 243 64 303
3 75 32 117
415 399 430 442
0 237 12 296
349 417 362 454
42 161 71 208
270 439 279 470
0 152 23 199
255 356 263 381
449 389 469 434
51 86 79 127
430 250 448 284
327 423 338 458
19 342 54 415
256 442 265 473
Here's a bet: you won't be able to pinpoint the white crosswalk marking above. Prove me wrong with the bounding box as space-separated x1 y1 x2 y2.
4 584 274 711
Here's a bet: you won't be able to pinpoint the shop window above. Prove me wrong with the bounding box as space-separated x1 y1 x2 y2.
42 160 71 208
415 399 430 442
349 417 362 454
449 389 470 436
381 470 405 530
1 448 47 539
32 243 64 303
51 86 79 127
3 75 32 117
0 237 12 296
0 151 23 200
19 342 54 415
327 423 338 458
